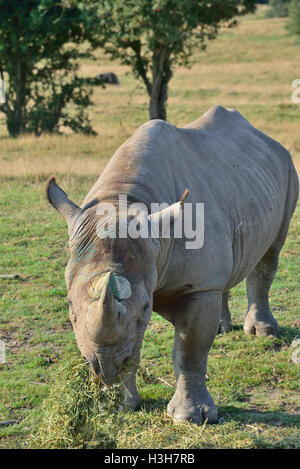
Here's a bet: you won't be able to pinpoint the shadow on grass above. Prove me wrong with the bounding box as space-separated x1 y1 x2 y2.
279 325 300 343
219 405 300 428
231 324 244 332
138 397 170 413
219 323 300 343
137 398 300 431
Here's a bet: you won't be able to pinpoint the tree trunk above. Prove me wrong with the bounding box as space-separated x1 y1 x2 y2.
6 58 26 137
149 82 167 120
149 48 172 121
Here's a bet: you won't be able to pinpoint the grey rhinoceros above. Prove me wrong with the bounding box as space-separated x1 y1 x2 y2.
47 106 299 425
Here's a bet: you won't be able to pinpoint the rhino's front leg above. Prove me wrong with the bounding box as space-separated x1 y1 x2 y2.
122 371 141 410
167 290 221 425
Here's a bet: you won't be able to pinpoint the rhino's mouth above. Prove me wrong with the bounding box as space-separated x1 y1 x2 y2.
90 357 131 386
84 312 147 386
88 355 118 386
88 344 136 386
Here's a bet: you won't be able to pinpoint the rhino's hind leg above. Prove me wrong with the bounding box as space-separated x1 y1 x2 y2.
167 290 221 425
244 246 280 338
218 291 232 334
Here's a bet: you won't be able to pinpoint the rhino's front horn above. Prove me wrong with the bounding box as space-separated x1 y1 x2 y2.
85 281 129 344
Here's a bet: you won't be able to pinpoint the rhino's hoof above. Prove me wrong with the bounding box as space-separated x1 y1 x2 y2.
168 403 218 426
124 395 141 411
244 321 279 338
218 320 232 334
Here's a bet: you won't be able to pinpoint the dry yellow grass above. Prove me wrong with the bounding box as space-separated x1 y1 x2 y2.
0 6 299 177
0 134 111 178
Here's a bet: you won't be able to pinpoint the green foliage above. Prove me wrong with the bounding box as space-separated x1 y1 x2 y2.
265 0 290 18
288 0 300 35
87 0 256 120
0 0 96 136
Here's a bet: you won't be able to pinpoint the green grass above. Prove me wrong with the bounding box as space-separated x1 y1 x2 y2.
0 8 299 449
0 180 299 451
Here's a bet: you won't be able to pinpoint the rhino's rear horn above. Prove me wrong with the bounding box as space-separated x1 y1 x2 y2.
147 188 189 236
46 177 81 225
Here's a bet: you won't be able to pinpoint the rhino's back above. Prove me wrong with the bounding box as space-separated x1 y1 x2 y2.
85 106 294 206
83 106 298 292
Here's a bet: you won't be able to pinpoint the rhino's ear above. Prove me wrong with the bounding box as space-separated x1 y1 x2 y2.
46 177 81 225
148 189 189 236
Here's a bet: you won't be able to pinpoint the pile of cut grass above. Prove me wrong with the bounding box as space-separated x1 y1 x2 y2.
29 356 124 449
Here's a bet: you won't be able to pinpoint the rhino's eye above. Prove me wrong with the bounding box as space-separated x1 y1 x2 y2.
143 303 149 313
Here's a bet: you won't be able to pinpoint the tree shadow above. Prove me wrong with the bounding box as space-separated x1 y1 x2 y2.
138 397 170 413
278 325 300 344
217 323 300 343
219 405 300 428
232 324 244 332
137 399 300 431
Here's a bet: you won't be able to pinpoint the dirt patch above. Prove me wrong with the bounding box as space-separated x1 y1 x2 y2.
247 388 300 415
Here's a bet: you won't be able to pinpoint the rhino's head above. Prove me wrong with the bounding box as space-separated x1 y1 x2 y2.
46 178 155 385
46 177 187 385
66 263 153 386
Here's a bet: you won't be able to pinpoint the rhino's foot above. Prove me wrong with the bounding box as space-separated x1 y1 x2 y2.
122 372 141 411
124 393 141 411
244 306 279 338
218 319 232 334
167 388 218 426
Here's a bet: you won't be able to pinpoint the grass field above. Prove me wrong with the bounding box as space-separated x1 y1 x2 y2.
0 6 299 449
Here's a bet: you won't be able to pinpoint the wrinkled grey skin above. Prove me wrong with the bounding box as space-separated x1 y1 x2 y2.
47 106 299 425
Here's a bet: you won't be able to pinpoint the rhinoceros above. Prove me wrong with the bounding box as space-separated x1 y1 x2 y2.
46 106 298 425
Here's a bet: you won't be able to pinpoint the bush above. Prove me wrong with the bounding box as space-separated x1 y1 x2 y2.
288 0 300 35
265 0 290 17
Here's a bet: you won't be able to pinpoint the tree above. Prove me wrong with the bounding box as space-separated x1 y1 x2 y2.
0 0 96 137
87 0 256 121
288 0 300 36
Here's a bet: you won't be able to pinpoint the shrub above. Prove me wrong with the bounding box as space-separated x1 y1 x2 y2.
265 0 290 18
288 0 300 36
